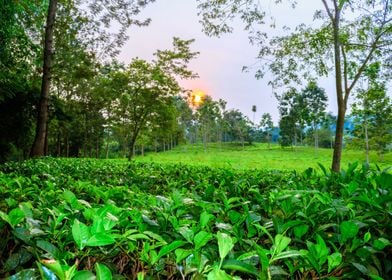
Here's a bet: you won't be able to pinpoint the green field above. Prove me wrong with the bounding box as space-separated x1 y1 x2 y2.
136 143 392 171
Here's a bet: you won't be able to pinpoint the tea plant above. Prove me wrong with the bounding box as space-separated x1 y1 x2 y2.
0 158 391 279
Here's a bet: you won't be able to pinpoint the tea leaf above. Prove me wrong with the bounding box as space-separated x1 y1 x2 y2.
154 240 187 264
373 238 391 250
36 240 60 259
194 231 213 250
72 270 95 280
41 259 65 280
200 211 214 229
96 263 112 280
8 208 25 227
293 225 309 239
327 252 342 273
340 221 359 243
273 234 291 255
207 267 232 280
217 232 234 261
222 259 258 276
364 232 371 243
175 249 192 263
271 250 303 262
6 269 40 280
177 227 194 243
72 219 90 250
87 233 115 247
0 211 11 226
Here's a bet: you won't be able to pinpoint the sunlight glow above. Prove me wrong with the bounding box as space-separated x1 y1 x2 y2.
191 89 205 107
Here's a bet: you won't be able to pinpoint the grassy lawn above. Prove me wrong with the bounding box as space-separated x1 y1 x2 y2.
136 143 392 171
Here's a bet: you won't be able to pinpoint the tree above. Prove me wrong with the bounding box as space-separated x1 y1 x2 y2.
223 109 252 148
318 112 336 149
301 81 328 151
196 95 222 150
30 0 156 157
30 0 58 157
276 88 304 148
108 39 197 159
198 0 392 171
0 1 45 161
352 66 392 163
260 113 274 149
251 105 257 125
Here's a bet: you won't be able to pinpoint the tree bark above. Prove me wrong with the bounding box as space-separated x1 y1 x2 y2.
30 0 57 157
66 135 69 157
333 106 346 171
56 131 61 156
364 118 369 166
331 4 344 173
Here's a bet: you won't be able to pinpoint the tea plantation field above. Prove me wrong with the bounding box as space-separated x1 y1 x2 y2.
0 158 391 279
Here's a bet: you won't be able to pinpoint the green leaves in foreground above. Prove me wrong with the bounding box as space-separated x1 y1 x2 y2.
72 219 115 250
0 208 25 228
340 221 359 243
217 232 234 262
1 158 391 279
39 260 112 280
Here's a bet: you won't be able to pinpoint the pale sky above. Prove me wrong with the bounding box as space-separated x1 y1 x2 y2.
119 0 337 125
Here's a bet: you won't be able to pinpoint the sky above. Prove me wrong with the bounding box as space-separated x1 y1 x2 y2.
118 0 336 125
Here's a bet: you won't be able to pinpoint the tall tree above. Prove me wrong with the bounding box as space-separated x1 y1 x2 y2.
352 65 392 163
223 109 252 148
196 95 221 150
301 81 328 151
276 88 304 148
0 1 44 161
251 105 257 125
198 0 392 171
30 0 58 157
260 113 274 149
108 39 197 159
30 0 156 157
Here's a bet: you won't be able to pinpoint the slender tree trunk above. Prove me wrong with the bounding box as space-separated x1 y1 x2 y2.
333 106 346 171
96 137 99 158
30 0 57 157
331 6 345 173
364 117 369 166
128 128 140 160
203 127 207 151
293 128 297 152
56 131 61 156
66 135 69 157
313 122 319 153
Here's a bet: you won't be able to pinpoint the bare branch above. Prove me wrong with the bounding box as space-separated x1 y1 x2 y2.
321 0 334 20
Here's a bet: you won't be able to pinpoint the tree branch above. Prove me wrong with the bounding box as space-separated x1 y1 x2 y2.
321 0 334 21
341 45 349 102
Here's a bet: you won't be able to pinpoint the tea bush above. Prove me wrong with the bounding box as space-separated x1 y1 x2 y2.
0 158 391 279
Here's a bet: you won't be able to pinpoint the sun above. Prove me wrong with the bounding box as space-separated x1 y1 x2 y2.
191 89 205 107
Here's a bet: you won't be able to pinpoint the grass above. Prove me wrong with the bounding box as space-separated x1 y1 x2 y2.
136 142 392 171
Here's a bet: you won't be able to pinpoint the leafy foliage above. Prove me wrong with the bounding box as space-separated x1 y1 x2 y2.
0 158 391 279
